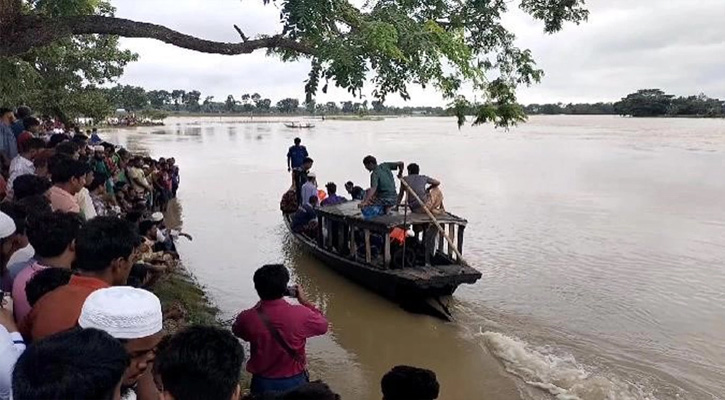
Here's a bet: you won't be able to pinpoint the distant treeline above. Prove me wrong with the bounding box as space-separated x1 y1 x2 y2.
102 85 445 118
525 89 725 118
102 86 725 120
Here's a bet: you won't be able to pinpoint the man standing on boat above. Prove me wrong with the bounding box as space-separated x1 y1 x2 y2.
359 155 404 217
292 157 314 204
287 137 308 172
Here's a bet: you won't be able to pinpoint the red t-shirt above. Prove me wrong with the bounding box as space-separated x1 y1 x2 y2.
21 275 109 341
232 299 328 378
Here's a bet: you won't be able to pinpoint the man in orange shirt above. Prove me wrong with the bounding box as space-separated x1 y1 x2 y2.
22 216 142 341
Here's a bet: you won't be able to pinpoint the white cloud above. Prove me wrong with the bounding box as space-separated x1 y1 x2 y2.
112 0 725 106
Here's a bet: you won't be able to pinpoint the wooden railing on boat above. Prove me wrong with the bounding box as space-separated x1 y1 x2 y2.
314 202 467 270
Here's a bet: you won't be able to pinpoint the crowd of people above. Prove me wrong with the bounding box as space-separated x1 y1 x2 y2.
0 108 443 400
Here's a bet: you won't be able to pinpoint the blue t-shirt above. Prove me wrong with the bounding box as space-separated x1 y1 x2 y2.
287 145 308 169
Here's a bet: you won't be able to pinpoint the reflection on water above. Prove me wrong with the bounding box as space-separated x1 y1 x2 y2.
105 116 725 400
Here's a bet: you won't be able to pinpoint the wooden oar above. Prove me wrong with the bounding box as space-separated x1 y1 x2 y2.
398 177 470 267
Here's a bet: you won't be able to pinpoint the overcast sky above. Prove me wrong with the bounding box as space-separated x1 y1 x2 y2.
112 0 725 106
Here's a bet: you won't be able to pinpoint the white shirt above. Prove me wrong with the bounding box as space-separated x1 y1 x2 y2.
7 155 35 198
301 182 318 207
0 325 25 400
74 187 97 221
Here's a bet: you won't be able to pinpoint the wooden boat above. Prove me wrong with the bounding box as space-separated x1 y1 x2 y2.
283 201 482 317
284 122 315 129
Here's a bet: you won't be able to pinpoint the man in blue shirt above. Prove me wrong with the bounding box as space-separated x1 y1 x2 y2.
287 138 308 172
11 107 31 138
0 108 19 166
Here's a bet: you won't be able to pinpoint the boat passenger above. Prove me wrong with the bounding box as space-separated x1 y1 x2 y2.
359 156 404 217
300 172 318 207
320 182 347 207
396 163 444 214
291 196 318 236
287 137 309 172
292 157 313 203
344 181 364 201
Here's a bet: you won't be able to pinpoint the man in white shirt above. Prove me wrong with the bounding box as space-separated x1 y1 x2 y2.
300 172 318 207
7 138 45 199
0 298 25 400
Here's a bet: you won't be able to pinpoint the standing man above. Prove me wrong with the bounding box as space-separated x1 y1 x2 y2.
0 108 18 166
232 264 328 396
292 157 314 204
359 156 404 215
300 172 318 207
287 137 308 172
11 107 31 138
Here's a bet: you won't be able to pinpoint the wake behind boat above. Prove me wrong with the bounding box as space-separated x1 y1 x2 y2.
283 200 481 318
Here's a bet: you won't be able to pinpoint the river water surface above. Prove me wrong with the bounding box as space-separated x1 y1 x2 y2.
108 115 725 400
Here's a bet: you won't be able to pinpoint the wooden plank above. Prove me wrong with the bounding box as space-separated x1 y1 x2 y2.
317 216 324 247
325 218 333 249
349 226 356 260
384 234 391 269
457 225 465 260
447 224 455 258
364 230 372 264
338 223 345 253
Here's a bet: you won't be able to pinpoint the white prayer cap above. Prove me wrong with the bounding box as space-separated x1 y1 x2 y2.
93 145 105 152
307 172 316 178
150 212 164 222
79 287 163 339
0 211 16 239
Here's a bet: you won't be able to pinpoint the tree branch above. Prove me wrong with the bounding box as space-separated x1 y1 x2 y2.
0 14 314 57
233 25 248 42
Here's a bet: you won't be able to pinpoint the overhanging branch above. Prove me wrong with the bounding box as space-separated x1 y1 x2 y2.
0 14 314 57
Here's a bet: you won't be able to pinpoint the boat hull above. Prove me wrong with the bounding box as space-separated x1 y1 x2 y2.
284 215 480 308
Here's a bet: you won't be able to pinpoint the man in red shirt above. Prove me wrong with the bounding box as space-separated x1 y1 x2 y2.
22 216 141 341
232 264 328 396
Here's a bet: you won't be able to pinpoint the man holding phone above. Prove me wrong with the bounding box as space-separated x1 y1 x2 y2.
232 264 328 396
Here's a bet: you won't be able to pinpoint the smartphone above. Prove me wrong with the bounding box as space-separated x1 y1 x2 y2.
284 285 298 298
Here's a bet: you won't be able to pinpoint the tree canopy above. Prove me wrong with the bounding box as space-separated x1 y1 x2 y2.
0 0 590 127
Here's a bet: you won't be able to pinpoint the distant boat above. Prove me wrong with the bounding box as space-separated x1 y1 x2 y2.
284 122 315 129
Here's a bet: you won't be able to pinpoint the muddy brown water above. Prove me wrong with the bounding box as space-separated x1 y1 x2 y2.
107 115 725 400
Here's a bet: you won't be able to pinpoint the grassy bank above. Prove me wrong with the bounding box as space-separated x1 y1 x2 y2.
154 266 219 330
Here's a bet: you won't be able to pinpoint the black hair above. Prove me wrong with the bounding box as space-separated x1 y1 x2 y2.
114 181 129 192
253 264 290 300
154 325 245 400
294 137 301 144
363 155 377 166
125 208 144 224
309 195 318 205
279 381 341 400
407 163 420 175
13 175 52 200
75 216 141 273
138 220 157 237
25 267 73 307
0 107 13 117
22 116 39 129
127 264 150 288
15 195 52 219
325 182 337 194
19 137 45 154
302 157 314 165
0 202 28 235
49 155 90 184
345 181 354 187
48 133 69 148
54 141 79 157
15 106 32 119
381 366 440 400
12 328 129 400
88 172 107 192
27 211 82 258
72 134 89 143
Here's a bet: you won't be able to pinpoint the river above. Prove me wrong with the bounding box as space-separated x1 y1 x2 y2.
106 115 725 400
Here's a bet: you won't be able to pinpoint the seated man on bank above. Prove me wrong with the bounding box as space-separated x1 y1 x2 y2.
359 156 404 217
396 163 444 214
232 264 328 396
291 196 319 238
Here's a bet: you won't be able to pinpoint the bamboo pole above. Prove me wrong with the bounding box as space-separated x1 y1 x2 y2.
398 177 470 266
